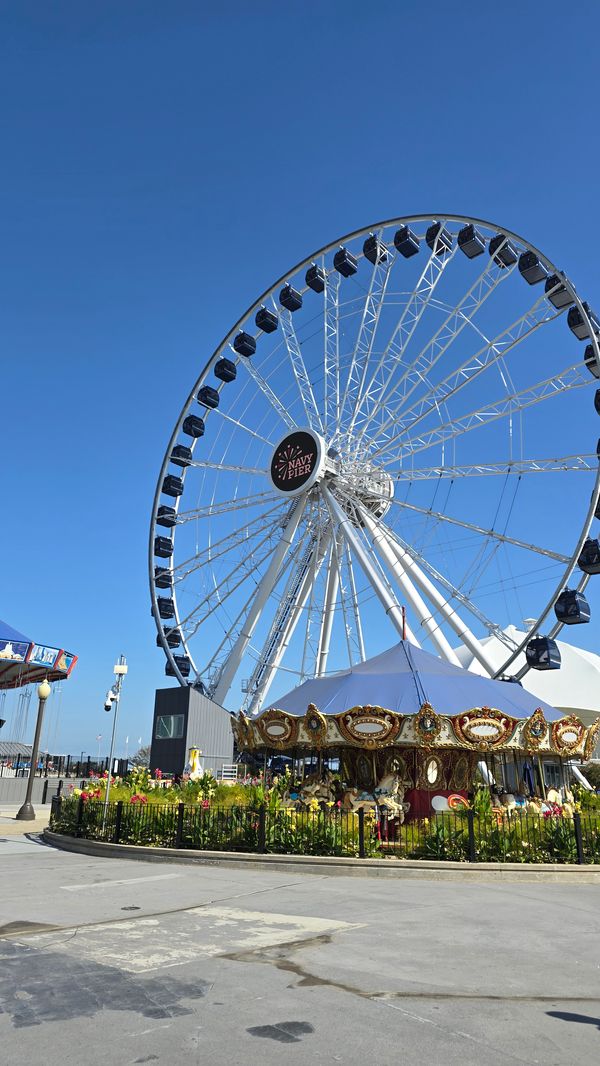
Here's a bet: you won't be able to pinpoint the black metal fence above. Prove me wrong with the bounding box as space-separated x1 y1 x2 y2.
48 797 600 864
0 754 129 779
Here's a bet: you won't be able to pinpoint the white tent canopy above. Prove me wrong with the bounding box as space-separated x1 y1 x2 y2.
453 626 600 727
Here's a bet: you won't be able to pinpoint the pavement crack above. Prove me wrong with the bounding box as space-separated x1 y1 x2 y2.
222 934 600 1006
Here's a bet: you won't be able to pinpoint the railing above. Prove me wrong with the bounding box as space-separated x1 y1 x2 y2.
48 797 600 864
216 764 239 781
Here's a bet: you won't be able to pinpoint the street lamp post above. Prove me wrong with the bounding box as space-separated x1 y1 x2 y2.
102 655 128 830
16 679 52 821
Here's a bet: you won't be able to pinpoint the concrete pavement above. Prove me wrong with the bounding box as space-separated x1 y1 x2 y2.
0 804 50 836
0 831 599 1065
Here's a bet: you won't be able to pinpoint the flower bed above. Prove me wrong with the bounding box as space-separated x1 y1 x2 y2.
48 768 600 863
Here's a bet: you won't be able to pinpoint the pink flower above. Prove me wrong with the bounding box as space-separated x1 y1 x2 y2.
155 768 163 779
201 799 210 809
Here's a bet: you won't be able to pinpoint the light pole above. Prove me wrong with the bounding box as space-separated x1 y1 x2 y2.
102 655 128 830
16 679 52 821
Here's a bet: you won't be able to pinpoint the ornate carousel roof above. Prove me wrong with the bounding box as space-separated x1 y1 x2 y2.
0 618 77 690
232 642 600 759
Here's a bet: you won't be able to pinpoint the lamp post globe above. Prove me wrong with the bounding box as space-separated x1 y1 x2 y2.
16 678 52 821
38 679 51 702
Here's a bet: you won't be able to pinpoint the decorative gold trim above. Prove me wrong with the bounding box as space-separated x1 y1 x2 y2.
522 708 548 751
384 752 413 786
583 717 600 762
255 709 299 750
235 711 254 750
337 706 402 749
417 752 445 790
414 703 442 746
452 707 518 751
449 753 470 791
303 704 328 748
551 715 585 755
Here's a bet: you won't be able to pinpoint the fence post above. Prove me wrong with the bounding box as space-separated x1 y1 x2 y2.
467 810 477 863
113 800 123 844
50 794 62 826
57 779 63 797
41 779 49 804
258 805 267 853
573 811 585 864
76 795 85 837
175 803 185 848
358 807 365 858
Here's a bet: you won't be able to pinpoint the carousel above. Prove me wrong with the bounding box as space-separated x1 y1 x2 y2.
232 641 600 821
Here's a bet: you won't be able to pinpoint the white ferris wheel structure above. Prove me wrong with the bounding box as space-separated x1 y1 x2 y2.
149 215 600 713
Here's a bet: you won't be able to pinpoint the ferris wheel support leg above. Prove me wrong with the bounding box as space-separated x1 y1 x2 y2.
375 520 497 676
211 499 306 706
315 538 341 677
247 533 331 715
358 506 462 665
321 487 418 645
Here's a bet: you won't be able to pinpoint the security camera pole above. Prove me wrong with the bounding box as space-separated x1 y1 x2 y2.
102 654 128 831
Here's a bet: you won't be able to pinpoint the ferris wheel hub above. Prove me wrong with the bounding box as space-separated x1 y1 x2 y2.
270 428 327 496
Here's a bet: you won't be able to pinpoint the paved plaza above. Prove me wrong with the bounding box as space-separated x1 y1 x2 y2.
0 832 599 1065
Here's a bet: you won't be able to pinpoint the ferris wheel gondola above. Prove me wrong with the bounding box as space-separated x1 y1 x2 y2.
149 215 600 712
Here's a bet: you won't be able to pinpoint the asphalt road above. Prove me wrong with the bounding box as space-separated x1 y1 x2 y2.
0 834 599 1066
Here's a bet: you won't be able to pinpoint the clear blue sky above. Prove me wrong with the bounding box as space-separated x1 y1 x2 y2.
2 1 600 755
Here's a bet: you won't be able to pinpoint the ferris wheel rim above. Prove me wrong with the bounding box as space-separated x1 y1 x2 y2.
149 213 600 691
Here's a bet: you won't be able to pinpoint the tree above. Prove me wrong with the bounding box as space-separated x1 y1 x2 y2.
581 762 600 790
131 744 151 767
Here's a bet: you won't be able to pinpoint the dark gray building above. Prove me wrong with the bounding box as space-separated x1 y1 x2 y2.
149 686 234 776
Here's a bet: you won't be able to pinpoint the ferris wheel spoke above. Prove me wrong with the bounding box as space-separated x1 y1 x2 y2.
355 248 514 444
193 521 316 681
209 406 275 446
175 521 289 636
342 539 366 662
274 300 324 433
177 490 282 522
370 290 563 452
328 526 359 666
321 485 416 644
338 237 395 434
323 266 341 438
390 528 518 653
315 538 340 676
210 498 307 704
354 498 462 663
367 512 498 673
170 502 289 581
187 458 268 476
390 455 599 481
243 521 329 713
379 361 590 463
389 496 571 563
299 512 329 681
349 233 457 443
236 352 297 431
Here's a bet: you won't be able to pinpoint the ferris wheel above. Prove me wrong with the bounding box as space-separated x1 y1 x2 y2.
149 214 600 712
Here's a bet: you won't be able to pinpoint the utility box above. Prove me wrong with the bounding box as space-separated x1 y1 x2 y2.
149 686 234 777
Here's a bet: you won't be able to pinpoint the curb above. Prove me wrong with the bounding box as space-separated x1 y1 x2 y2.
42 830 600 882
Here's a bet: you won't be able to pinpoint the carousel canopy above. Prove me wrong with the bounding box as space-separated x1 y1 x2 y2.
266 640 562 721
0 618 77 690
